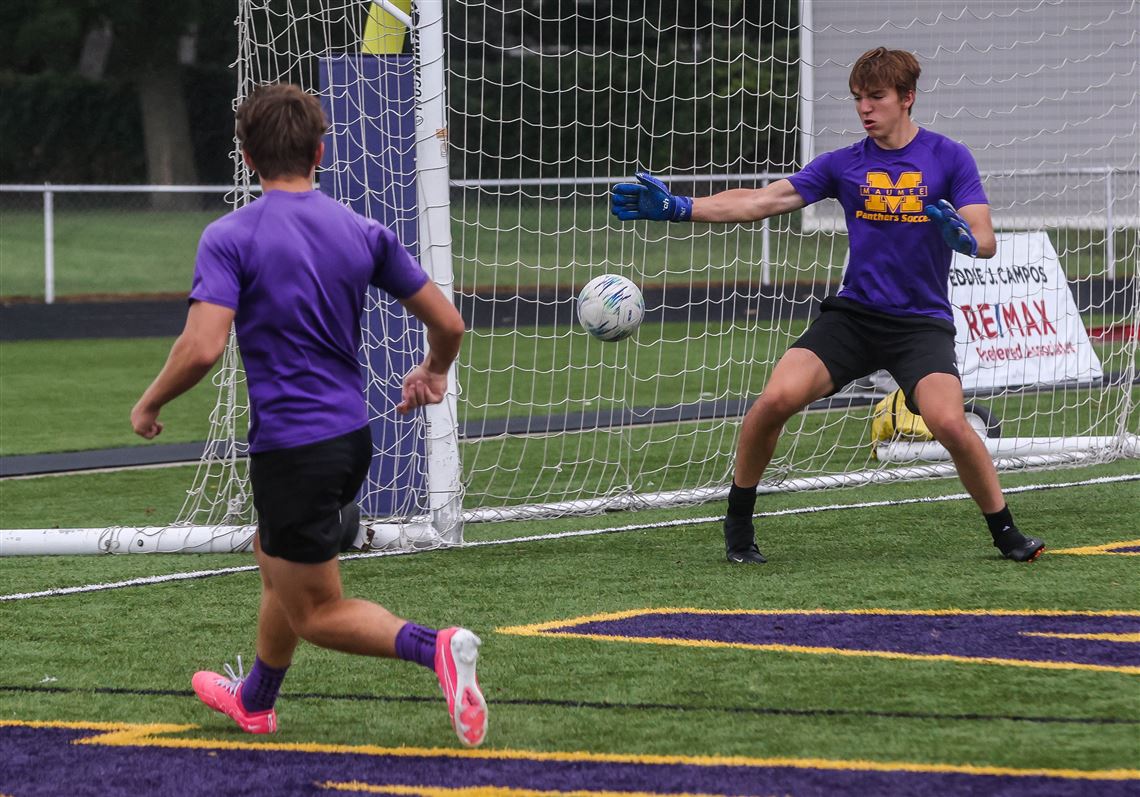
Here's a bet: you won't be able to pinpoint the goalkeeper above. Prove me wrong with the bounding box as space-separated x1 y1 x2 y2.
131 84 487 746
611 47 1044 565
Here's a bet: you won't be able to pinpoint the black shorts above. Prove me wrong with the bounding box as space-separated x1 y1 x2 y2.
790 296 959 414
249 426 371 563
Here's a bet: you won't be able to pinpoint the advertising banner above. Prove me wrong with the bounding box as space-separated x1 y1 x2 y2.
950 232 1102 391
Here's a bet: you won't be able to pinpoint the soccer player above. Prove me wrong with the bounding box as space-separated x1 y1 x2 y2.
611 47 1044 566
130 83 487 746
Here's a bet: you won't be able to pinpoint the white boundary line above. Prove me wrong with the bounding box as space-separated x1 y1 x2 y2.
2 473 1136 602
0 564 262 602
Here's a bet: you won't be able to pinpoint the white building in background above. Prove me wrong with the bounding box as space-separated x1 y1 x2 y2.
800 0 1139 231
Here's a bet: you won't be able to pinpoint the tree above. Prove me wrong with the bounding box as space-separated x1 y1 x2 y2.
100 1 234 203
2 0 234 196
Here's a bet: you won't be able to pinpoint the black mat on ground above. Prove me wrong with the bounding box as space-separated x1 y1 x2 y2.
0 300 188 341
1 442 215 478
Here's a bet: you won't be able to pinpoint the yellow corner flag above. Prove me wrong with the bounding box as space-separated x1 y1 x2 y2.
363 0 412 55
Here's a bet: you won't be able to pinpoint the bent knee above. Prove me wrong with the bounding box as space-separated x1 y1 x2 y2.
751 390 808 424
927 415 978 448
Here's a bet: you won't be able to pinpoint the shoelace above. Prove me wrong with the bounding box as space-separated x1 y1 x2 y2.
216 655 247 696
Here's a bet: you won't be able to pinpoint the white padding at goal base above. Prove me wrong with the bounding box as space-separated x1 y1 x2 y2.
0 521 444 556
0 526 256 556
876 435 1139 463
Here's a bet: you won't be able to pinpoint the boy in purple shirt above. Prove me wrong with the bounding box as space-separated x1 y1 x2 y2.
131 84 487 746
611 47 1044 565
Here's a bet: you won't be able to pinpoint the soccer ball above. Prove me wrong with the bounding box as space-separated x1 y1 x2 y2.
576 274 645 341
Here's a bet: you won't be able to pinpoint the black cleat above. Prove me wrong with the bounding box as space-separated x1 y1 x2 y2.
727 543 768 565
993 528 1046 562
724 516 767 564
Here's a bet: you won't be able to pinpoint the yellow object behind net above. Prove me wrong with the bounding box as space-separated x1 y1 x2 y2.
871 389 934 459
363 0 411 55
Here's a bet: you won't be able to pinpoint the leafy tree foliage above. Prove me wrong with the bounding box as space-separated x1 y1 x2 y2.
1 0 234 188
448 0 799 181
2 0 800 184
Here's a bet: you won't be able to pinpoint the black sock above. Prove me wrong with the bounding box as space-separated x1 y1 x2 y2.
984 505 1017 538
727 481 758 518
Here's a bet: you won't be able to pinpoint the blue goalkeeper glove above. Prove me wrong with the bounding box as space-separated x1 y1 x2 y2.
610 172 693 222
924 199 978 257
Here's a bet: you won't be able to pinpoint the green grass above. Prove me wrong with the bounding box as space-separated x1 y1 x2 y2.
1 325 1137 777
460 383 1140 508
2 325 1137 513
0 338 232 456
3 181 1139 794
0 209 226 297
0 465 201 530
2 456 1137 532
1 323 1135 458
3 200 1135 297
1 462 1138 773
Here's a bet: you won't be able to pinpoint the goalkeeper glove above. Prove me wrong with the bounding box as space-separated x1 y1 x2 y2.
611 172 693 222
924 199 978 257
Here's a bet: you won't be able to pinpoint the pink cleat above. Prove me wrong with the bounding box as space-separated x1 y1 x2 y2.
191 658 277 734
434 627 487 747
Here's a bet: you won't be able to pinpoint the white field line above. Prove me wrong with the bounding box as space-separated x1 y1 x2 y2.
2 473 1136 602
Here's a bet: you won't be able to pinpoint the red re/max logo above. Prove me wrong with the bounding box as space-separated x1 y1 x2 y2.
959 301 1058 341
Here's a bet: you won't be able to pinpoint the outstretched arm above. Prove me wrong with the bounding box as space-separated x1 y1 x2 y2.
611 173 806 224
396 281 465 414
692 179 806 223
131 300 235 438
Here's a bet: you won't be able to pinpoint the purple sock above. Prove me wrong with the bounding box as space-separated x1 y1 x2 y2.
240 656 288 713
395 622 438 670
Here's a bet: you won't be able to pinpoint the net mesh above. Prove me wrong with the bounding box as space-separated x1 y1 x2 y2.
176 0 1138 539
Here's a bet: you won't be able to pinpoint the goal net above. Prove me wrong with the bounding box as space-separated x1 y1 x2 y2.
169 0 1137 550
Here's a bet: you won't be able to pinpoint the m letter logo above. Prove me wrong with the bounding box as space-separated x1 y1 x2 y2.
861 171 927 213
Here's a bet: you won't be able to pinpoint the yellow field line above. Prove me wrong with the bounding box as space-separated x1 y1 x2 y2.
1 719 1137 782
1049 539 1140 556
497 607 1140 675
498 606 1140 637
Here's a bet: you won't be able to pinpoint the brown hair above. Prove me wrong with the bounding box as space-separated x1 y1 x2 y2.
848 47 921 115
235 83 328 179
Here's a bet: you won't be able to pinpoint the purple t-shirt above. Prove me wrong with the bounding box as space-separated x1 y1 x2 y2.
788 128 987 322
190 190 430 453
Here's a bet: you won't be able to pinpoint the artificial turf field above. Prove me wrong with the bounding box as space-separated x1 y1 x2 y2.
2 461 1138 796
1 302 1137 793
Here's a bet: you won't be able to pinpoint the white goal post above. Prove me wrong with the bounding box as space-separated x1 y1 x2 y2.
3 0 1136 555
180 0 465 554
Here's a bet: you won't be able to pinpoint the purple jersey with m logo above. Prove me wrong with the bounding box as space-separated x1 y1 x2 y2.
788 128 987 322
190 190 429 453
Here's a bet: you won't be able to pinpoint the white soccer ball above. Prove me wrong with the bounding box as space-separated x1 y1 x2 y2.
576 274 645 341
